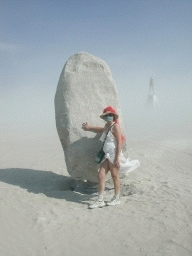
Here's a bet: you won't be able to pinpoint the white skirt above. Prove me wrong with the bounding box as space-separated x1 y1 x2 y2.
101 141 140 175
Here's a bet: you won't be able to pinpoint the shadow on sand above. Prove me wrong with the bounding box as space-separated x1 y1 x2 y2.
0 168 96 205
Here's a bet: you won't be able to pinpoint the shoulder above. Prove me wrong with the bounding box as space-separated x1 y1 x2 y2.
112 123 120 132
102 124 109 132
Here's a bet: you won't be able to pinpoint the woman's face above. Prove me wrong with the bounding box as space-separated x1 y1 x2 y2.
104 113 114 122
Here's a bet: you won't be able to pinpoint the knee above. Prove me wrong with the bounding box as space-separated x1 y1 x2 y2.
111 174 119 182
98 171 105 181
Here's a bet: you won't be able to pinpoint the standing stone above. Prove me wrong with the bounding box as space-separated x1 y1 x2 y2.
55 52 126 183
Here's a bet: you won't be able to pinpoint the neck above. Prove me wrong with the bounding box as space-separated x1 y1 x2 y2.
106 121 114 126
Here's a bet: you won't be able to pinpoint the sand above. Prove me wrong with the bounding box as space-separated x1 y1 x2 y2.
1 128 192 256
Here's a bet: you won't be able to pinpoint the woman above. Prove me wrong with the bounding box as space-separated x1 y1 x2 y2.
82 106 139 209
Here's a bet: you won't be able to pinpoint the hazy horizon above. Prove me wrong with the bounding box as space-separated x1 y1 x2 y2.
1 1 192 141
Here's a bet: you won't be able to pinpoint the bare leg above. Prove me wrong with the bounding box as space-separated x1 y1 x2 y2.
98 159 109 199
108 161 120 197
88 160 110 208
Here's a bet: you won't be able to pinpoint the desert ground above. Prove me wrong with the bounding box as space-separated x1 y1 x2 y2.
1 124 192 256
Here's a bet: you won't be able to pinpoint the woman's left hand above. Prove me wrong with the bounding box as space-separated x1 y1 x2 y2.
114 159 120 168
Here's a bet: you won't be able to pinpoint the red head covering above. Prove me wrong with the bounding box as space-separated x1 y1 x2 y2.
100 106 125 143
100 106 119 119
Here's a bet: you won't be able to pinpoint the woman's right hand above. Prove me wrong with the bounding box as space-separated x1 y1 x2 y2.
82 122 90 131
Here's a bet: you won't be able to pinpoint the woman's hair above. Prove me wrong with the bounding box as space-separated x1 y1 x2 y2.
114 118 125 142
113 114 117 121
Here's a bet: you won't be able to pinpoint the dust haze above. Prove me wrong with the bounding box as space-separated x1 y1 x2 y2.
119 79 192 141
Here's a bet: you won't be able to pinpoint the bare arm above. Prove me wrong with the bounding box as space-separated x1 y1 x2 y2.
112 124 122 167
82 122 105 133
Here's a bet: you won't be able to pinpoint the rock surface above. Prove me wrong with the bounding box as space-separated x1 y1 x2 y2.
54 52 126 182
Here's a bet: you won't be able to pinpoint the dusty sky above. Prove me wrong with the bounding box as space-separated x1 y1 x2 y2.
1 0 192 139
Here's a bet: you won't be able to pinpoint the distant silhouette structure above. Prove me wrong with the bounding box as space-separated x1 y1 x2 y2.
146 77 159 108
149 77 154 94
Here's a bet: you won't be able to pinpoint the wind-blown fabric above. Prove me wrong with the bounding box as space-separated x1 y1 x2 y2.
101 125 140 175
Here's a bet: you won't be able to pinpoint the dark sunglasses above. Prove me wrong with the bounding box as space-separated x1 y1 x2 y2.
105 113 114 117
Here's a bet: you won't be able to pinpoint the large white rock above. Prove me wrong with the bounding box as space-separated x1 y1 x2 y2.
55 52 126 182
